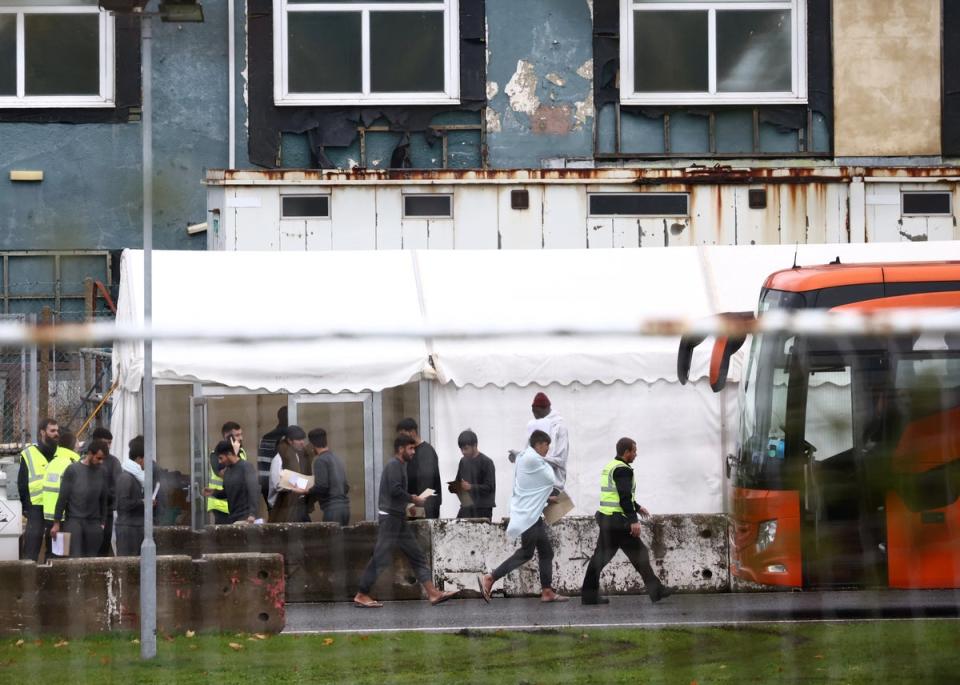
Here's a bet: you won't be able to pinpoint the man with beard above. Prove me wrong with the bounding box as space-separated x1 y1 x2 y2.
268 425 311 523
51 440 110 557
90 426 122 556
353 434 456 608
18 418 59 561
204 440 260 524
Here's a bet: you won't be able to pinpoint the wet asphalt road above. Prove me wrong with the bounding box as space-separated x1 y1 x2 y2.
284 589 960 634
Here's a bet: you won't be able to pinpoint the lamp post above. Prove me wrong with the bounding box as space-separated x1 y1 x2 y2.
98 0 203 661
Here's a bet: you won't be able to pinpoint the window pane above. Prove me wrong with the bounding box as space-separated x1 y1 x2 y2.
0 15 15 95
717 10 792 93
370 11 444 93
24 14 100 96
589 193 689 216
633 11 707 93
288 12 361 93
404 195 451 217
282 196 330 218
902 192 952 216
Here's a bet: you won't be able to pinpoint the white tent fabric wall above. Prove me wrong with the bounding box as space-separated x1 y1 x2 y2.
433 379 730 519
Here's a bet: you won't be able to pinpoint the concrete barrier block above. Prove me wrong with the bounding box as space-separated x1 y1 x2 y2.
36 558 127 635
155 526 206 558
0 561 39 635
193 553 285 633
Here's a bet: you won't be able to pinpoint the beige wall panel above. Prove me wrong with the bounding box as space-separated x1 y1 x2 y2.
833 0 941 156
156 384 192 474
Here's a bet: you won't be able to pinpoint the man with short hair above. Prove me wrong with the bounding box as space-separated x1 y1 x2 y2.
41 430 82 537
450 429 496 519
580 437 673 605
257 406 288 509
396 417 442 518
18 418 59 561
353 434 456 608
51 439 110 557
206 421 250 524
268 425 311 522
204 440 260 524
115 435 146 556
509 392 570 493
480 430 567 603
90 426 122 556
307 427 350 525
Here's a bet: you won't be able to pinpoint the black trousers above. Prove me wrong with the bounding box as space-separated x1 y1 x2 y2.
212 510 230 525
491 518 554 589
21 503 46 562
64 518 104 558
97 511 115 556
457 506 493 520
323 502 350 525
358 514 432 593
115 523 144 556
581 513 662 600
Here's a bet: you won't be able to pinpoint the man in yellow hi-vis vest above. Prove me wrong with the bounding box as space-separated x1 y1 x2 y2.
206 421 249 524
18 418 60 561
42 431 83 532
580 437 673 605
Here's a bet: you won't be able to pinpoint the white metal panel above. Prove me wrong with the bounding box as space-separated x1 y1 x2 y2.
778 185 808 245
665 218 693 247
233 187 280 251
897 215 930 242
587 218 613 248
498 185 544 249
279 219 307 250
375 187 403 249
638 218 665 247
612 218 641 248
427 220 455 249
866 203 903 243
732 186 768 245
803 185 827 244
452 187 499 249
543 185 588 249
400 219 429 249
305 219 333 250
689 185 736 245
823 184 848 243
331 188 377 249
849 178 866 243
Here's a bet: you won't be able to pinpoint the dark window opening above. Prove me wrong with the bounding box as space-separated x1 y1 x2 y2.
589 193 689 216
902 192 952 216
281 195 330 218
403 194 452 218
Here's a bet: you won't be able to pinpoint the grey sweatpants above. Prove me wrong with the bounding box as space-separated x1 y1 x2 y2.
63 518 103 558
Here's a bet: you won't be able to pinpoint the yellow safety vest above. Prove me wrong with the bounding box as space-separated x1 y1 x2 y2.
206 447 247 514
598 458 635 517
42 447 81 521
20 445 50 506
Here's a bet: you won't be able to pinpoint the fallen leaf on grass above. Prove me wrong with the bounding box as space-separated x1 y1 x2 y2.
190 645 198 651
253 633 268 641
719 665 727 669
164 635 175 643
228 642 244 651
358 636 369 641
15 640 24 647
580 634 589 640
247 638 258 642
185 630 196 639
53 640 69 648
131 639 140 645
814 655 824 660
322 638 334 646
100 657 111 666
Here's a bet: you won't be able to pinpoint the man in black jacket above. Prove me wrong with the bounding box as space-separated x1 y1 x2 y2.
397 417 442 518
90 426 122 556
51 439 110 557
204 440 260 524
450 429 496 519
308 427 350 525
353 435 456 608
115 435 146 556
18 418 59 561
580 437 673 605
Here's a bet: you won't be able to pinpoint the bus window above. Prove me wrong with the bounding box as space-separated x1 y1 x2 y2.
804 368 854 462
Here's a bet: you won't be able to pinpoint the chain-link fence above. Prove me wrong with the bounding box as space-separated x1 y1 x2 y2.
0 313 30 455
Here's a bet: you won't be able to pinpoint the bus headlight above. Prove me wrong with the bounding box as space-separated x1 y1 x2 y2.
756 519 778 553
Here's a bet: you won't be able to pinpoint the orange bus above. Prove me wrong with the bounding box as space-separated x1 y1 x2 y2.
680 261 960 589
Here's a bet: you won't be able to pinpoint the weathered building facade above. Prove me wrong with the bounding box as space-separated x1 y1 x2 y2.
1 0 959 306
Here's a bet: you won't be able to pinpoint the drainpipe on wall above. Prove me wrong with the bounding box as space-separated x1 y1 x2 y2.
849 176 866 243
228 0 236 169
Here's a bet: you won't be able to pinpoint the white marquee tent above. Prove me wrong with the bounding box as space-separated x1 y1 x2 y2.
111 241 957 518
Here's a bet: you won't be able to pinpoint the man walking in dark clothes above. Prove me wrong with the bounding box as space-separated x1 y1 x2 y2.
479 430 567 603
581 437 673 605
450 429 496 519
204 440 260 524
308 427 350 525
353 435 457 608
51 440 110 557
257 406 288 509
115 435 147 556
90 426 122 556
396 418 442 518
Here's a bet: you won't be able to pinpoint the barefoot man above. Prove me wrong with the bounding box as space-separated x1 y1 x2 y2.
479 430 568 604
354 434 457 608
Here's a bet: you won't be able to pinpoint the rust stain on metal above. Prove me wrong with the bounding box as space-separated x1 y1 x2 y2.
531 104 573 135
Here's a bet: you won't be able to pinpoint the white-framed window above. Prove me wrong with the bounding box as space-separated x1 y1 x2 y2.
0 2 115 108
620 0 806 106
273 0 460 106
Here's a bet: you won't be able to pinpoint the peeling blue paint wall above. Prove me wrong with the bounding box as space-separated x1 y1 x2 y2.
484 0 594 167
0 2 229 252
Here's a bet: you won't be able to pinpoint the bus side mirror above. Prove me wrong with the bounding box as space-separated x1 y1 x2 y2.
709 335 748 392
677 334 707 385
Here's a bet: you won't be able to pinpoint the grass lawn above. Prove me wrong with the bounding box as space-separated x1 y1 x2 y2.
2 620 959 684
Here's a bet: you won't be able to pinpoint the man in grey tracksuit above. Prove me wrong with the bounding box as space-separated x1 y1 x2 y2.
50 439 110 557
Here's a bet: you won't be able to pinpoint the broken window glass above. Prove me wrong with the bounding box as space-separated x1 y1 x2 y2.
24 14 99 96
287 12 362 93
717 10 792 93
633 11 708 93
370 11 445 93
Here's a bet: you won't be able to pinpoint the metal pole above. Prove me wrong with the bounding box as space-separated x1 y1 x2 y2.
140 3 157 661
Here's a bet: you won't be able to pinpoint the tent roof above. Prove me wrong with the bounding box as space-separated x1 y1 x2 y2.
113 242 958 393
